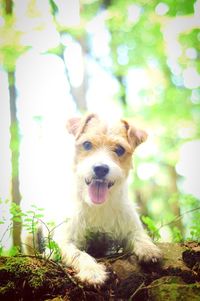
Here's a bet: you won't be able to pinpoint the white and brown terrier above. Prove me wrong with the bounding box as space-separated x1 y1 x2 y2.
53 113 162 285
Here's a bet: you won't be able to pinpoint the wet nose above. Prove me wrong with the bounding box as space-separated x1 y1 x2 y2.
93 164 109 179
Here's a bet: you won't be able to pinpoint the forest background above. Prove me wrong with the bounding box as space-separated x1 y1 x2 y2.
0 0 200 253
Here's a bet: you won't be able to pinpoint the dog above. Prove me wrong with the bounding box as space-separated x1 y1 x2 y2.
52 113 162 285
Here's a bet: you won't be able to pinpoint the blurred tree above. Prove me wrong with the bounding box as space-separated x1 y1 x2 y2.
0 0 199 245
49 0 88 112
0 0 26 249
8 70 21 248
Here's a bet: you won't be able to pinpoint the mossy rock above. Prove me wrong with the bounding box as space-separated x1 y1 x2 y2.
148 276 200 301
0 256 73 300
0 243 200 300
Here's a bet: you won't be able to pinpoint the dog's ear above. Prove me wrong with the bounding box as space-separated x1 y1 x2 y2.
67 114 98 139
66 117 81 136
122 120 148 148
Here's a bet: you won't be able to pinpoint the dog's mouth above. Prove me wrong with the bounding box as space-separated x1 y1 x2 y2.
85 178 114 204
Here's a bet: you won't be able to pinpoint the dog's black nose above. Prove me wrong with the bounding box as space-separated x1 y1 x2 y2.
93 164 109 178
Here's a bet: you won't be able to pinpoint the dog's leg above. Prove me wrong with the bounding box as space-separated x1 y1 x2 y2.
127 207 162 263
61 243 107 285
132 229 162 263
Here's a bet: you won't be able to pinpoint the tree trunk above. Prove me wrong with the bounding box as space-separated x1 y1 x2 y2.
5 0 12 14
8 71 22 249
168 164 183 233
59 36 88 113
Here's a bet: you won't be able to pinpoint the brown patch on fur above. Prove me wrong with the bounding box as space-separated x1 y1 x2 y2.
121 120 148 148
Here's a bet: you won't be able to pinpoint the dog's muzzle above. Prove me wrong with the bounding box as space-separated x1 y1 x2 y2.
85 164 114 204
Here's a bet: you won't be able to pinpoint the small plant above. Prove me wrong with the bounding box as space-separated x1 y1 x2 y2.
10 202 26 223
22 205 62 260
181 195 200 242
0 199 13 255
0 199 62 260
23 205 44 234
45 238 61 262
171 226 183 243
141 215 161 241
142 194 200 243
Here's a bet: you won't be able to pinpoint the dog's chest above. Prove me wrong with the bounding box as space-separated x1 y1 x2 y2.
79 206 128 257
83 203 119 233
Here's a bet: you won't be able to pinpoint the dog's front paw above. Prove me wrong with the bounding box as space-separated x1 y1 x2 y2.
76 262 107 285
134 242 162 263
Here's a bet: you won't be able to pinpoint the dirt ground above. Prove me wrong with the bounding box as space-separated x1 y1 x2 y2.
0 242 200 300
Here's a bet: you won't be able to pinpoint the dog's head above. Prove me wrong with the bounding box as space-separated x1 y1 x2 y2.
67 114 147 206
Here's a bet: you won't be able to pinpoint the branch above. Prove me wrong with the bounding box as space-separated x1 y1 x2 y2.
158 206 200 232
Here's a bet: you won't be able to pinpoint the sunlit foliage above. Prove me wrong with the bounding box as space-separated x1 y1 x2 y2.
0 0 200 247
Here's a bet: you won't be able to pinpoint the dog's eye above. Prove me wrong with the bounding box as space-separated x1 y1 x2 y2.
114 145 125 157
83 141 93 151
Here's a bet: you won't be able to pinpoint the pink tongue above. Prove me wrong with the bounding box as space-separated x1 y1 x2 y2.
88 180 108 204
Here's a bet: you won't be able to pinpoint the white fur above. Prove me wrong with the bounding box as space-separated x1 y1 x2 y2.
54 147 162 285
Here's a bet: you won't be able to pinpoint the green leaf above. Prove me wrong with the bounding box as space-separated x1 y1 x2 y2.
13 217 21 222
26 210 35 215
24 218 33 222
35 214 44 219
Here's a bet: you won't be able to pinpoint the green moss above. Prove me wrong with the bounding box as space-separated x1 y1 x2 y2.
0 281 15 294
5 257 29 276
1 256 49 289
149 276 200 301
0 256 73 300
29 266 48 288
